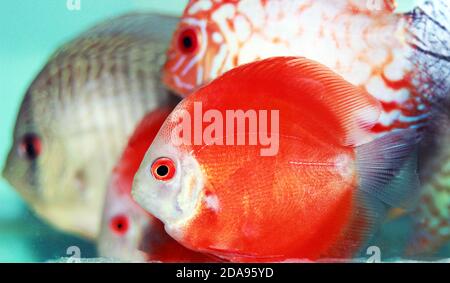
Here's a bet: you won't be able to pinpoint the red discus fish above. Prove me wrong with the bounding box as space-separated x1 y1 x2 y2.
133 57 420 262
98 107 215 262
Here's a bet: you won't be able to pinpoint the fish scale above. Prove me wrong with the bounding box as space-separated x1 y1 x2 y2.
2 13 179 239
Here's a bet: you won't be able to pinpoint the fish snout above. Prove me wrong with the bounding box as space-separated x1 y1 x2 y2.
2 164 6 180
2 159 13 184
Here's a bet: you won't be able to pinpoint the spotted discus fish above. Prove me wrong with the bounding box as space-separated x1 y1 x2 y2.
163 0 450 137
2 13 179 239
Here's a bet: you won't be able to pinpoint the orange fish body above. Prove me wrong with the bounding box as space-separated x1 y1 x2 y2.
133 57 419 262
98 107 215 262
180 140 359 260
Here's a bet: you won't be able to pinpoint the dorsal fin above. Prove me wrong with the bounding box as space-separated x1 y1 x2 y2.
194 56 381 146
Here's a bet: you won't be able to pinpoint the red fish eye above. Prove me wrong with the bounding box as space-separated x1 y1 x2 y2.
151 157 176 181
18 133 42 161
110 214 129 236
178 28 198 54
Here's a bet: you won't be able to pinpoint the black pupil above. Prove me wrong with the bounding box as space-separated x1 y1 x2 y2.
23 135 39 160
156 165 169 177
183 35 193 49
117 223 123 230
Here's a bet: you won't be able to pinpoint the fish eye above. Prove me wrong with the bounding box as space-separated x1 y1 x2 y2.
151 157 176 181
18 133 42 161
178 28 198 54
110 214 129 236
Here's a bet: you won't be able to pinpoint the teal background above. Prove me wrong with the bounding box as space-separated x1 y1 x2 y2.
0 0 186 262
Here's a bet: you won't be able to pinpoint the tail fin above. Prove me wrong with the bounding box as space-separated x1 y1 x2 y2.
356 129 421 209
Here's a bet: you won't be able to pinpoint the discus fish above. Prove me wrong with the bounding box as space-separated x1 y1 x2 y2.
132 57 420 262
2 13 179 239
98 107 216 262
163 0 450 137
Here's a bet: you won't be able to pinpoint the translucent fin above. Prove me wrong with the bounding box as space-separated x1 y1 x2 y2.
356 129 421 208
379 152 421 209
324 191 388 259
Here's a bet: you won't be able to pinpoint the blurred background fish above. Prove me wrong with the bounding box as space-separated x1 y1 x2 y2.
98 107 215 262
405 101 450 257
404 0 450 256
375 0 450 257
2 13 179 240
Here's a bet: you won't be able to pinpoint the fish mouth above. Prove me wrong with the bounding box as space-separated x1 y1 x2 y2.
1 161 14 187
1 165 7 181
1 151 21 189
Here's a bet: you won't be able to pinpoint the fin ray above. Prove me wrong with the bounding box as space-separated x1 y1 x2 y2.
356 129 421 208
